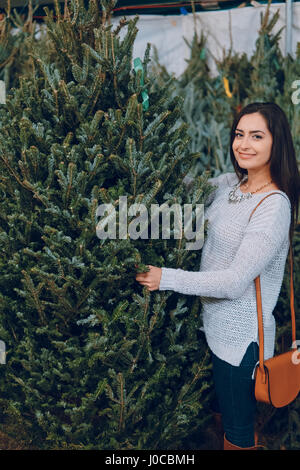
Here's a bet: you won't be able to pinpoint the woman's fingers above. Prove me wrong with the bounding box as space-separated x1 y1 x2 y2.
135 265 162 291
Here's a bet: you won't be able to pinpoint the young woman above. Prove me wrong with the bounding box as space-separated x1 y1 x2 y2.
135 102 300 450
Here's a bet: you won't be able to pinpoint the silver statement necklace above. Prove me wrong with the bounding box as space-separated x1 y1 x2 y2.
228 175 273 203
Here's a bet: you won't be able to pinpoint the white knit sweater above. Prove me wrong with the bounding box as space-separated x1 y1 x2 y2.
159 172 291 366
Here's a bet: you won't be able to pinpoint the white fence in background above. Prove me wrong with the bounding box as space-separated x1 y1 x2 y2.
112 2 300 77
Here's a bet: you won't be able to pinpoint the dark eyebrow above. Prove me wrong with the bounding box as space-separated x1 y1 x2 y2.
235 128 265 134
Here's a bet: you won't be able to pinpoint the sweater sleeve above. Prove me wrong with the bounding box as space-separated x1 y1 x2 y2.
159 194 291 300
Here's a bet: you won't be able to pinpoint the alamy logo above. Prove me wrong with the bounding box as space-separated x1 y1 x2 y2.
0 340 6 364
291 341 300 365
0 80 5 104
96 196 205 250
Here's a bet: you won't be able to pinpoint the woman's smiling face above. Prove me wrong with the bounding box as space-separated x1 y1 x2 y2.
232 112 273 172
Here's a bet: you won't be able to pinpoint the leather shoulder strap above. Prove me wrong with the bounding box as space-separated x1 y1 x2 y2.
248 192 295 370
248 191 291 222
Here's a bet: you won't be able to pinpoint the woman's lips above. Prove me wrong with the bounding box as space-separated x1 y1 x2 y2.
239 152 256 159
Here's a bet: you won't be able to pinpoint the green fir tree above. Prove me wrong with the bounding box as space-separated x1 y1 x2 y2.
0 0 215 449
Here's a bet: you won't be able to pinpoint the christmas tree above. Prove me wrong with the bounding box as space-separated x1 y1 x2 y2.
0 0 215 449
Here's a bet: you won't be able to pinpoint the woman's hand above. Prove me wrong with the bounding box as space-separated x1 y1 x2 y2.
135 265 162 291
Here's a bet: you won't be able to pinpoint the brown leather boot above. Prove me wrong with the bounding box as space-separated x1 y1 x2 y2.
213 412 224 449
213 412 223 433
224 433 263 450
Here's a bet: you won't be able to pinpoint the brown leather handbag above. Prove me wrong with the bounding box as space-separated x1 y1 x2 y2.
250 193 300 408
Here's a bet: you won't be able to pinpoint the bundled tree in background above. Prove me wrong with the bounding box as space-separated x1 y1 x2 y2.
0 1 41 90
244 6 284 102
0 0 216 450
151 32 233 179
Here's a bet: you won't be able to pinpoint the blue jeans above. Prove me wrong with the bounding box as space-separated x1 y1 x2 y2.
211 341 259 448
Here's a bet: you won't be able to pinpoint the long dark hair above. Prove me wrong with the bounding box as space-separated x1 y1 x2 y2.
230 102 300 242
